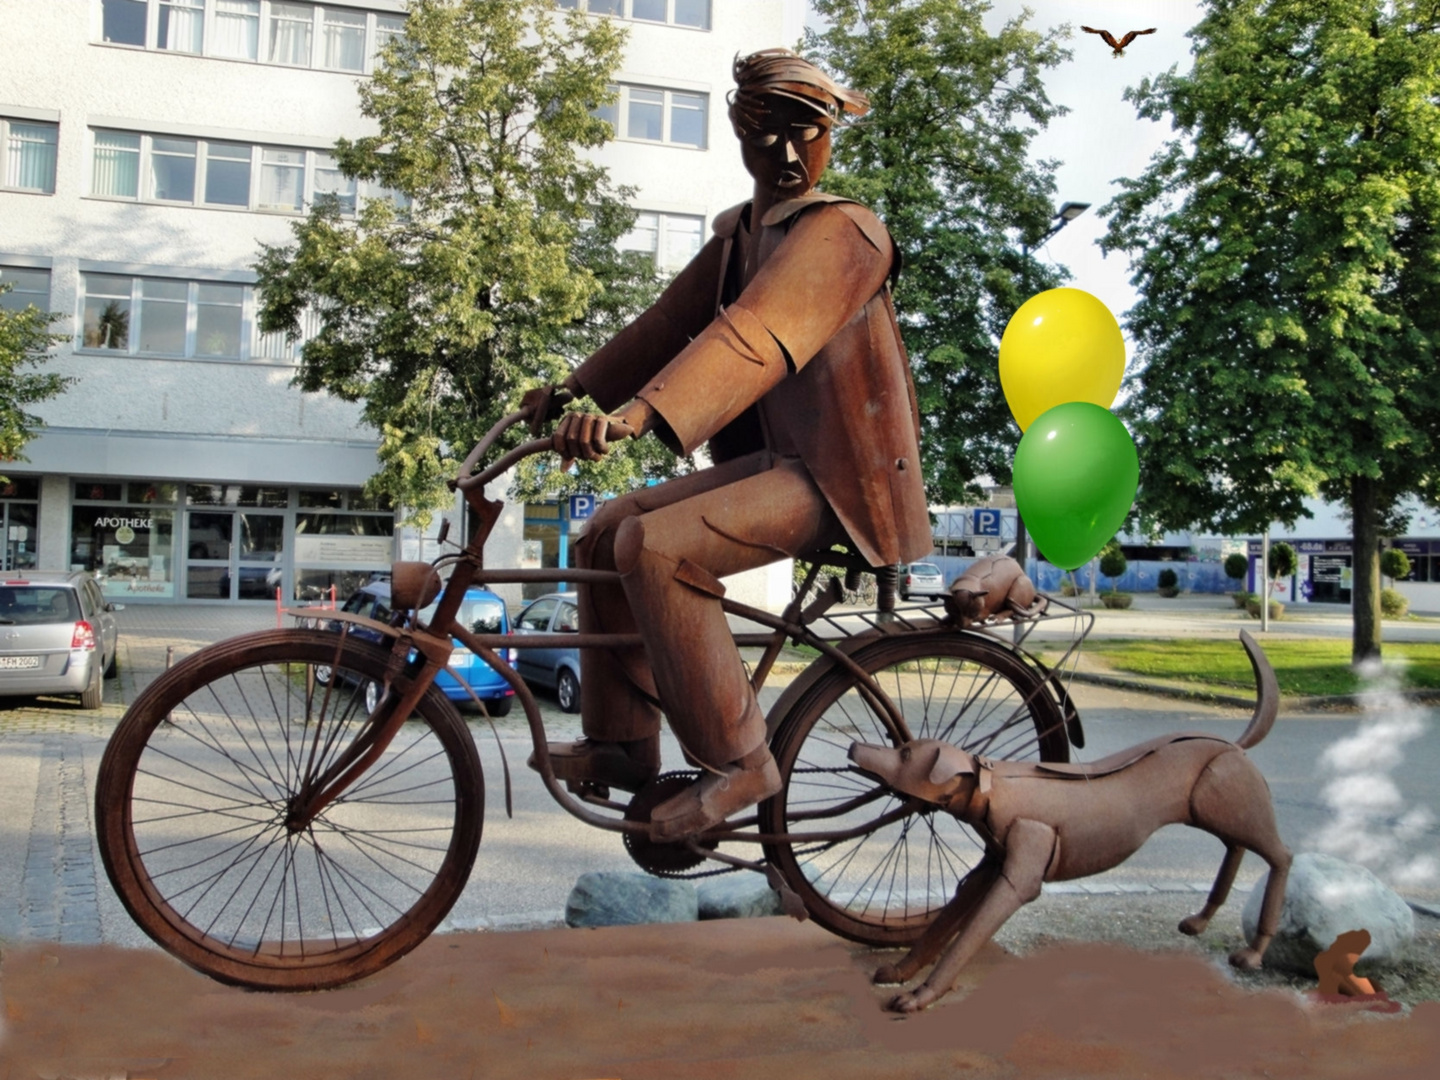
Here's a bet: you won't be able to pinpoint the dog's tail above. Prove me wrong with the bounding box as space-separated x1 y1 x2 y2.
1235 630 1280 750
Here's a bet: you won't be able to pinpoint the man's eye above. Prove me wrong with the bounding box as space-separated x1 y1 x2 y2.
749 133 779 147
792 126 822 143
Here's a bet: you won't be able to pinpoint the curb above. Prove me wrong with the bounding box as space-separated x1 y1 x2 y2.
1062 670 1440 712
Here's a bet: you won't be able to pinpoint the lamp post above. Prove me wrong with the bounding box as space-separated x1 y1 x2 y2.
1011 201 1091 571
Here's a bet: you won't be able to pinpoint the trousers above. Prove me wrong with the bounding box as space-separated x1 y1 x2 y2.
575 451 845 769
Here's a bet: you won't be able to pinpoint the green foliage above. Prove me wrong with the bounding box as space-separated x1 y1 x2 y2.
1098 541 1127 588
1157 567 1179 589
1381 547 1411 584
1381 586 1410 618
1223 552 1249 583
1101 0 1440 658
0 285 72 478
1267 541 1297 582
804 0 1072 504
254 0 670 522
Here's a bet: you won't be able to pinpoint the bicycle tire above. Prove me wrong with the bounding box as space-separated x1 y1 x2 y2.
95 629 483 991
760 631 1068 947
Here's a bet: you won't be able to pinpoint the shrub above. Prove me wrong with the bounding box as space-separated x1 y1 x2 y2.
1246 597 1284 620
1099 543 1127 591
1157 568 1178 589
1232 590 1252 609
1100 592 1133 609
1268 542 1297 582
1381 587 1410 619
1381 548 1411 586
1223 552 1249 584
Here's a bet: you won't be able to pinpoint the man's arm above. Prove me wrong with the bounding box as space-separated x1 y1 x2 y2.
632 203 893 455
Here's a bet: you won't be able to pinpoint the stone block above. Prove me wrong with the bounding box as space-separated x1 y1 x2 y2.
564 871 698 928
697 874 785 920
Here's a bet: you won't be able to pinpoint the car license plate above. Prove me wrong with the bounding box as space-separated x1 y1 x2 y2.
0 655 41 670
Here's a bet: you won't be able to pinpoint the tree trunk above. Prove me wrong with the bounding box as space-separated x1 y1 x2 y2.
1351 474 1382 666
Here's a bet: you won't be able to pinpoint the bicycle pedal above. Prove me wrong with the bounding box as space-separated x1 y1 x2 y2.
565 778 611 800
765 864 809 923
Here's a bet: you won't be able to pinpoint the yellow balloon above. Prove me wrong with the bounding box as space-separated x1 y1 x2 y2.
998 288 1125 431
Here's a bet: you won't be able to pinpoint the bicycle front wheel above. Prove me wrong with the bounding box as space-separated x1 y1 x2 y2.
761 632 1068 947
95 629 483 991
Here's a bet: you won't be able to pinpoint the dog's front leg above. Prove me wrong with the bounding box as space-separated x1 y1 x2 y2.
888 819 1056 1013
874 856 1002 985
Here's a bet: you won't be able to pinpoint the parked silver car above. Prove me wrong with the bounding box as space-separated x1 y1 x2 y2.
0 571 120 709
899 561 946 601
513 591 581 713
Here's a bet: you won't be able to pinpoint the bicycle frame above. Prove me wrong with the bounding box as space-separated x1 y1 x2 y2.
285 408 1086 854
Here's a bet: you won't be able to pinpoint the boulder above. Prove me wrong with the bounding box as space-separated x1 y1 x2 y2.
1241 852 1414 973
564 871 698 928
697 874 785 920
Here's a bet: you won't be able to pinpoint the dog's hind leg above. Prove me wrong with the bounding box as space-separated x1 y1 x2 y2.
888 819 1055 1013
873 857 1001 985
1229 842 1291 970
1179 843 1245 937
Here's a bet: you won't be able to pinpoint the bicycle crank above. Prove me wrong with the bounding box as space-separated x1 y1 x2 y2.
622 771 719 876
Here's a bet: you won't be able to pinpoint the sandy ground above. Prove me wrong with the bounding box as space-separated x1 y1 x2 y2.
3 916 1439 1080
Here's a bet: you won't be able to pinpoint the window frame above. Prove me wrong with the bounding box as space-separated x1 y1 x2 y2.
0 266 53 313
93 0 406 74
554 0 710 30
87 127 400 217
600 83 709 149
0 117 60 195
76 271 257 363
618 209 706 271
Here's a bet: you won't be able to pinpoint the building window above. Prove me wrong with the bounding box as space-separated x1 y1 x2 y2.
88 128 398 216
1 118 59 194
554 0 709 29
95 1 405 74
71 480 179 599
619 211 704 271
79 272 252 360
597 84 708 148
0 267 52 313
1 477 41 573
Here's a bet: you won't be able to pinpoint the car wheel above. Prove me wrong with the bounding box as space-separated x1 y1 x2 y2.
364 679 381 714
486 696 513 718
556 669 580 714
104 650 118 679
899 590 911 602
315 664 333 687
80 663 103 710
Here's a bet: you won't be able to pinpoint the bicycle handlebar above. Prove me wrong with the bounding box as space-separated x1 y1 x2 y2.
456 407 635 493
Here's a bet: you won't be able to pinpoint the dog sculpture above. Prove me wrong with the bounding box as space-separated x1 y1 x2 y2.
848 630 1291 1012
943 555 1047 627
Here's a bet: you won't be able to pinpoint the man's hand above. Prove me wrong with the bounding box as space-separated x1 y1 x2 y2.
552 398 656 468
520 381 576 437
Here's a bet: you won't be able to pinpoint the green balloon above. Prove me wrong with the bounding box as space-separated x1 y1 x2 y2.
1013 402 1138 571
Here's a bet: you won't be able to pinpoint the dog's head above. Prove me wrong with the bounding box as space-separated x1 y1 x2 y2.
848 739 979 813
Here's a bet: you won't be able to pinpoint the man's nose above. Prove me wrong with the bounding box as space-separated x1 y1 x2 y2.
784 138 799 163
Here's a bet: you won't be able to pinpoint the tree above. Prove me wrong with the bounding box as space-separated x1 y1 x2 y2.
0 285 72 479
1267 541 1297 595
1099 540 1127 592
255 0 672 523
1102 0 1440 665
1380 546 1410 587
1223 552 1249 588
804 0 1072 505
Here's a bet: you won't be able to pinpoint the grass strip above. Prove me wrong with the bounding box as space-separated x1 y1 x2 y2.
1064 639 1440 698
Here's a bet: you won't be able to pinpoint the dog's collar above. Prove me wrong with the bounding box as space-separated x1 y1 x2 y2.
975 755 995 796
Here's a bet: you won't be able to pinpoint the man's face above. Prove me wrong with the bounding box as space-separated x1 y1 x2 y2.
737 96 833 197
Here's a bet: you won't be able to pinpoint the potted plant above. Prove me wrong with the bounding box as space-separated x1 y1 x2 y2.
1224 552 1250 608
1157 566 1181 598
1098 541 1131 609
1246 543 1294 620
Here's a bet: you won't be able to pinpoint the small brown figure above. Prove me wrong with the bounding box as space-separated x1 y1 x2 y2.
849 631 1292 1012
1316 929 1376 995
1080 25 1157 58
943 555 1046 627
523 50 932 841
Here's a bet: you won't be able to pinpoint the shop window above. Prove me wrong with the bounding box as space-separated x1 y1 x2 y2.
71 503 178 599
1 478 40 573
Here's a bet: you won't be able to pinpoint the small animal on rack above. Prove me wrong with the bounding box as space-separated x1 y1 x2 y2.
1081 25 1157 58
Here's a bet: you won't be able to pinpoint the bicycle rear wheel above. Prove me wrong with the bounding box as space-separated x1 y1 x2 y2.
96 629 483 990
761 632 1068 946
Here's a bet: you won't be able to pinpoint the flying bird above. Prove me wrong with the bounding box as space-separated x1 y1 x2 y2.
1081 26 1157 58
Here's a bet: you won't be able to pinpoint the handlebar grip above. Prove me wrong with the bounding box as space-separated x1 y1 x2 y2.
605 418 635 442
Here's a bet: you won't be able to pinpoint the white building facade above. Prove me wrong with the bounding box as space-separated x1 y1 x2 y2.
0 0 804 606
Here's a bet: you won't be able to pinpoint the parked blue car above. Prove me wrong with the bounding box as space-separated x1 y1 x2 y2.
513 591 581 713
323 580 517 716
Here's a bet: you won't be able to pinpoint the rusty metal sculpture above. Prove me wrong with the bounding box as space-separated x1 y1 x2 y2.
849 631 1293 1012
524 49 932 841
944 554 1047 627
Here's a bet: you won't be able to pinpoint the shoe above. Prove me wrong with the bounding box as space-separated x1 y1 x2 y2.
526 737 659 793
648 751 781 841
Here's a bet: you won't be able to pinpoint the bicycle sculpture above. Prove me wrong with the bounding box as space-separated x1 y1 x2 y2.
94 49 1092 995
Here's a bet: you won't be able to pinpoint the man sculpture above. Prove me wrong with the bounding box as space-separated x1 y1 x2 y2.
526 49 932 841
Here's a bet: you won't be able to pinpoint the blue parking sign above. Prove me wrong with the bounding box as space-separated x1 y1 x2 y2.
569 494 597 520
973 509 1001 537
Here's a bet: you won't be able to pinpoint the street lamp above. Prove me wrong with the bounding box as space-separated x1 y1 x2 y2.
1013 201 1091 570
